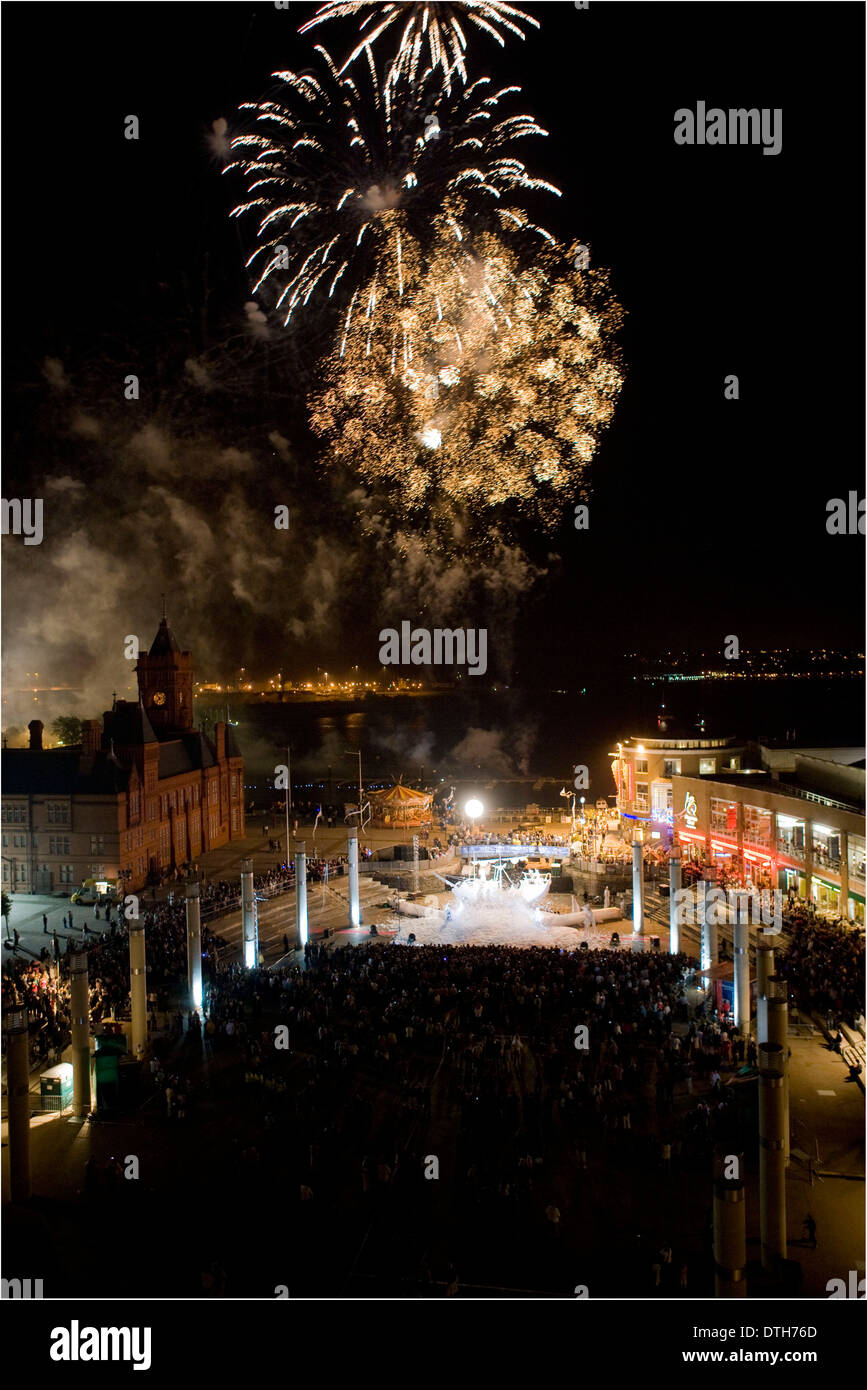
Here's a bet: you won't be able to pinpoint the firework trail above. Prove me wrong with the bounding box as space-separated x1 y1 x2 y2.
225 6 624 547
299 2 540 92
226 44 559 354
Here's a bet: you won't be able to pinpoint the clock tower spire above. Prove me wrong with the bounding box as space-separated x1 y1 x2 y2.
136 612 194 734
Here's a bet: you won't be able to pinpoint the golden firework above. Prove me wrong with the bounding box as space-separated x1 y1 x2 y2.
309 234 624 535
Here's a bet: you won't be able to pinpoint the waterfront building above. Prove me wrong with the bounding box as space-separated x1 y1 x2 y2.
1 616 245 895
611 733 865 921
610 733 748 844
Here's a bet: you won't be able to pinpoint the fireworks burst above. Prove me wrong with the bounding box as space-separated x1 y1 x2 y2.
299 2 540 92
309 234 625 537
226 46 559 352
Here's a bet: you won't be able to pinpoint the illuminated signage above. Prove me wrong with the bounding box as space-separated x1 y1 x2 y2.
683 793 698 829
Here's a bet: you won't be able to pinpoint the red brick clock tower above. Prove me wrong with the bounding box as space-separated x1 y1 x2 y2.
136 614 194 735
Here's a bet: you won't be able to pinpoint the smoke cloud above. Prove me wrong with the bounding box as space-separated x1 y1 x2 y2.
2 356 552 734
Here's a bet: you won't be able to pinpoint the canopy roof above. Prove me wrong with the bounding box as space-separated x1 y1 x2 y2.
369 783 432 806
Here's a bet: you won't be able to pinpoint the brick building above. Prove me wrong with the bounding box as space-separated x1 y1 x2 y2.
1 616 245 894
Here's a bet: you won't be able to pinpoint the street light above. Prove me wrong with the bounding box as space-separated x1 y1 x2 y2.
465 798 483 873
344 750 364 834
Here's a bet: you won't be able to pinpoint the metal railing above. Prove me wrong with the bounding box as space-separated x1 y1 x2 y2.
777 838 806 862
773 783 861 815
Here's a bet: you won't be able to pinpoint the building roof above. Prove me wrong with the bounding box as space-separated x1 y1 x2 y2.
225 724 243 759
157 732 218 780
158 742 196 779
103 701 158 747
678 768 865 816
148 617 182 657
190 732 217 769
370 783 432 806
1 748 129 797
622 732 740 750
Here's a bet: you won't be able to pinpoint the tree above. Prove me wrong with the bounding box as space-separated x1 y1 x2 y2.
51 716 82 746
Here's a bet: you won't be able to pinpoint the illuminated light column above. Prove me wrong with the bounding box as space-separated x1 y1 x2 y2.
585 800 597 895
713 1148 746 1298
756 942 775 1044
412 833 420 894
698 880 718 987
3 1008 32 1201
767 975 790 1165
347 829 361 928
295 841 308 948
240 859 257 969
733 905 750 1038
186 882 203 1012
70 951 92 1118
758 1041 787 1274
129 919 148 1060
669 855 681 953
632 838 644 936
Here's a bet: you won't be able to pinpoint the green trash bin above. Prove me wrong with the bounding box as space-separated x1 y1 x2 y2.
40 1063 74 1112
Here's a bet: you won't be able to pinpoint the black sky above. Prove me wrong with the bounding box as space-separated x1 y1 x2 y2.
3 0 865 686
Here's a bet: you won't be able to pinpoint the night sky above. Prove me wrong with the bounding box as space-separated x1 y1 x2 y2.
3 0 865 719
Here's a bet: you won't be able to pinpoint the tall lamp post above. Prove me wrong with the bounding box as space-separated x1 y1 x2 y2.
2 860 17 937
559 787 577 844
344 749 364 835
465 798 483 874
284 745 293 857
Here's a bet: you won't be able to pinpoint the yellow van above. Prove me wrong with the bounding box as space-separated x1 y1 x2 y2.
70 878 119 906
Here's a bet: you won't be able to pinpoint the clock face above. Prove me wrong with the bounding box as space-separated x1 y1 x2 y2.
152 691 166 707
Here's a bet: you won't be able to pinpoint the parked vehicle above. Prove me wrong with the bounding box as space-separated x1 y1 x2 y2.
70 877 119 906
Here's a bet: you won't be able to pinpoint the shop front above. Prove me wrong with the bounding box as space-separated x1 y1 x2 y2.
811 873 841 915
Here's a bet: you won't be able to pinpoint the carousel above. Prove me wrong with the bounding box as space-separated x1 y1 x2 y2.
368 782 433 829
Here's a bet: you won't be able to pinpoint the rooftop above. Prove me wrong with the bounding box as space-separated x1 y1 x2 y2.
148 616 183 658
1 748 130 796
680 768 865 816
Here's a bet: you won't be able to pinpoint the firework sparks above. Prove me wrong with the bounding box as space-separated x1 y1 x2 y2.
309 235 625 536
225 46 559 352
299 2 540 92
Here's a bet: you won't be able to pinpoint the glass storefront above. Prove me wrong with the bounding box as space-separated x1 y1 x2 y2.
776 813 806 862
811 823 842 871
847 834 865 882
710 797 738 836
811 875 841 915
743 804 772 847
779 865 806 899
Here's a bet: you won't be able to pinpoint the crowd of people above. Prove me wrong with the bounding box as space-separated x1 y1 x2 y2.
778 906 865 1026
1 897 230 1064
446 827 573 851
9 835 862 1295
1 847 358 1066
144 940 746 1294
